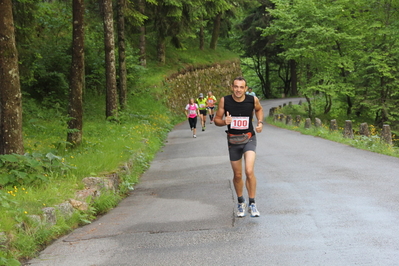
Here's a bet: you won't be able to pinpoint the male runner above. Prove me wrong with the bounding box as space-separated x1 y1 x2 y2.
214 76 264 217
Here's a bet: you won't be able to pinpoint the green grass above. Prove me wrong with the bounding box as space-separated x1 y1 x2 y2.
0 42 239 265
268 104 399 158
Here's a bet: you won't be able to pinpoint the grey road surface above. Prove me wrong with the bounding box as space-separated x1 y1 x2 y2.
27 98 399 266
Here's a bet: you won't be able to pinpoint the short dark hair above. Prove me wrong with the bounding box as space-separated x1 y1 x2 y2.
233 76 247 85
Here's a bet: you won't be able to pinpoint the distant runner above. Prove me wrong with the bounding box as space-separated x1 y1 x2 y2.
196 93 207 131
185 98 200 138
206 91 217 124
246 87 256 97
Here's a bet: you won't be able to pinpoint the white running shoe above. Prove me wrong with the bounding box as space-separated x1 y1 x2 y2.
248 203 260 217
193 135 196 138
237 202 246 217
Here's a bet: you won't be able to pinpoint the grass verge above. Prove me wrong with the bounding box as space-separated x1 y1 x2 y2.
267 104 399 158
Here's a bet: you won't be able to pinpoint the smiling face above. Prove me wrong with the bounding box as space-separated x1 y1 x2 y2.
232 79 247 101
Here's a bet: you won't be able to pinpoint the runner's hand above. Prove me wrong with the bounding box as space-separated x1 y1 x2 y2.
225 111 232 125
255 123 263 133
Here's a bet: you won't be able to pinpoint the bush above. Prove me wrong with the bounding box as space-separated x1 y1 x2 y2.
0 153 74 187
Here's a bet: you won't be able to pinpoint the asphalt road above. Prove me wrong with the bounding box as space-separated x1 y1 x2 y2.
27 98 399 266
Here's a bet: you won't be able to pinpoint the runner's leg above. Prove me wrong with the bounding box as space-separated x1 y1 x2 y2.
230 159 244 198
243 150 257 198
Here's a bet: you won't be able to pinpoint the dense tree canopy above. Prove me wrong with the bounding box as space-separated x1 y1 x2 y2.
258 0 399 127
10 0 245 103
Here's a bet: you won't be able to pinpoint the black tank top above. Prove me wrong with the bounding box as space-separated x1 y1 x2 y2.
224 94 255 135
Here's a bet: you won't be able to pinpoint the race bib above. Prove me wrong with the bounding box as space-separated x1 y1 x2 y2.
189 109 196 115
199 104 205 108
231 117 249 130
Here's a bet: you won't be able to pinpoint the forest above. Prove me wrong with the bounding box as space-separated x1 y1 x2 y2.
241 0 399 130
1 0 399 154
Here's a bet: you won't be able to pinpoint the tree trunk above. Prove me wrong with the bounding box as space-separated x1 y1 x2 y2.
117 0 127 109
290 59 298 95
346 95 352 115
264 57 272 98
102 0 118 118
209 12 221 50
252 54 268 99
336 41 351 116
324 94 332 114
305 94 313 119
199 16 204 50
138 0 146 67
67 0 85 147
0 0 24 155
157 36 166 64
139 26 147 66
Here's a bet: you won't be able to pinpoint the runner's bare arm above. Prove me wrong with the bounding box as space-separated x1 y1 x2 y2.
214 97 226 126
254 97 264 133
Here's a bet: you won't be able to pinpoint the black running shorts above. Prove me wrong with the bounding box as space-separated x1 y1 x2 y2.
228 135 257 161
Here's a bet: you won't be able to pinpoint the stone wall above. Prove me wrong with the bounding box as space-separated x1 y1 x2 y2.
164 60 242 114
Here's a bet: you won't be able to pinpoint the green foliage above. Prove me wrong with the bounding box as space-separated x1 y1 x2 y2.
0 190 16 211
84 22 106 94
0 255 20 266
16 1 72 105
240 58 280 98
28 72 69 106
0 153 75 187
258 0 399 128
